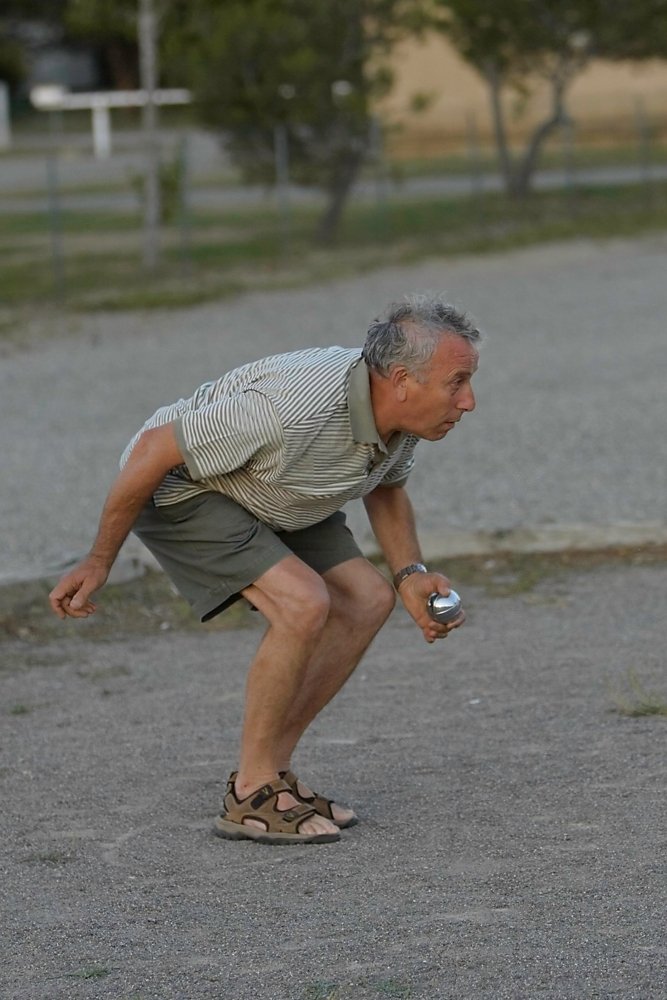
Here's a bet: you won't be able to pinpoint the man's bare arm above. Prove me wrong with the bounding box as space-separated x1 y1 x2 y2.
363 484 464 643
49 423 184 620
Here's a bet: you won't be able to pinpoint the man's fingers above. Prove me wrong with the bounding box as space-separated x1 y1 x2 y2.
49 575 99 619
70 589 91 610
423 608 466 643
66 604 96 618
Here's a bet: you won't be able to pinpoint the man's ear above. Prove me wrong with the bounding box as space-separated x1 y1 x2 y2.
388 365 409 401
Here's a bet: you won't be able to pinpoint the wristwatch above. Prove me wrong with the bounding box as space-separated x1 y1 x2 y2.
392 563 427 591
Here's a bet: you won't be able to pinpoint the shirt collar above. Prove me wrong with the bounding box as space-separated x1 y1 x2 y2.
347 356 388 453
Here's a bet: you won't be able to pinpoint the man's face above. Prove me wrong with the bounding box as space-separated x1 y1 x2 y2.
399 334 478 440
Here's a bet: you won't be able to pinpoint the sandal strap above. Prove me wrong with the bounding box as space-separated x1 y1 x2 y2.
279 769 336 821
222 774 318 835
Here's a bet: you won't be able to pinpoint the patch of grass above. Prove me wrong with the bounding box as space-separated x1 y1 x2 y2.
66 965 110 980
77 663 131 681
389 139 667 179
429 543 667 598
0 567 258 650
22 849 74 865
9 703 30 715
303 984 340 1000
374 979 413 997
610 669 667 718
2 176 667 320
3 546 667 652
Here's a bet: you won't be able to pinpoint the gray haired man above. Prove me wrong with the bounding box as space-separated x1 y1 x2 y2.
50 294 481 845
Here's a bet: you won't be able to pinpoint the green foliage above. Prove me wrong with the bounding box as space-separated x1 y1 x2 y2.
40 0 425 239
433 1 599 80
161 0 427 240
0 38 25 91
431 1 667 199
65 0 137 42
128 152 184 224
430 1 604 196
595 0 667 60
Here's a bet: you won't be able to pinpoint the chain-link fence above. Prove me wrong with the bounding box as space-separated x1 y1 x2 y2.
1 98 666 311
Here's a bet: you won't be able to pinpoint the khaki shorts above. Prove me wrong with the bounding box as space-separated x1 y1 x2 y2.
132 492 363 622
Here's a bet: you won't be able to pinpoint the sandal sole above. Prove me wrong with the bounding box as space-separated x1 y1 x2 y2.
213 817 340 845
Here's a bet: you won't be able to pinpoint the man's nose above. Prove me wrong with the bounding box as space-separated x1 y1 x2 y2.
458 385 476 412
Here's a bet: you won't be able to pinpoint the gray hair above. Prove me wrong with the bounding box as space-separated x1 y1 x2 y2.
362 293 481 379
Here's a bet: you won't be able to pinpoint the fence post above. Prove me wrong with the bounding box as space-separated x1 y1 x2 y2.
369 116 389 239
273 122 291 254
561 116 577 218
0 82 10 150
46 152 65 300
634 97 653 207
139 0 161 271
178 133 192 276
466 111 485 230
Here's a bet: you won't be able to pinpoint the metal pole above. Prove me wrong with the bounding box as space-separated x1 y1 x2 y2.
466 111 485 230
369 116 389 238
273 123 291 254
139 0 161 270
46 151 65 300
0 81 11 150
559 115 577 219
466 111 484 193
635 96 653 206
178 133 192 275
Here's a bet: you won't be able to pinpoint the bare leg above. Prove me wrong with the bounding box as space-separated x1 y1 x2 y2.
277 557 395 764
233 554 337 837
275 558 395 823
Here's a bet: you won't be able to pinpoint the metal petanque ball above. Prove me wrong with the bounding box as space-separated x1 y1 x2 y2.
427 589 462 624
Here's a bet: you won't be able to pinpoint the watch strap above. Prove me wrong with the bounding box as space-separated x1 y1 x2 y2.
393 562 427 591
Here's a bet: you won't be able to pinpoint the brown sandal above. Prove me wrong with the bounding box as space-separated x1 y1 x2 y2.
279 769 359 829
213 773 340 845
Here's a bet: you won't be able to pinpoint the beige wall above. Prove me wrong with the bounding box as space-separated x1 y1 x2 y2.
379 35 667 155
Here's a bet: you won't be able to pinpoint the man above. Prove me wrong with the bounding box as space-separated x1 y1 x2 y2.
49 293 480 846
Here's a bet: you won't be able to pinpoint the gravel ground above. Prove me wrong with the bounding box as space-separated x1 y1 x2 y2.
1 560 666 999
2 237 667 999
2 234 667 582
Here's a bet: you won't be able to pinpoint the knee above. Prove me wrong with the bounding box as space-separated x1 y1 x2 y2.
368 577 396 626
341 576 395 630
281 577 331 638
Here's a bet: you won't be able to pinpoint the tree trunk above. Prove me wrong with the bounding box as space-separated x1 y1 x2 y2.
103 41 140 90
512 76 569 198
483 60 517 197
314 147 365 245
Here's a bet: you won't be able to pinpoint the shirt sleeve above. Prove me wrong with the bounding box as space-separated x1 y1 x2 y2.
173 390 282 481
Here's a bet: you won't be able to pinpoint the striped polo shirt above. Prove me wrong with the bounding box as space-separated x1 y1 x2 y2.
121 346 419 532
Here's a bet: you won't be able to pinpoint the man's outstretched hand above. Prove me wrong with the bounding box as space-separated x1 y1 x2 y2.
49 556 110 620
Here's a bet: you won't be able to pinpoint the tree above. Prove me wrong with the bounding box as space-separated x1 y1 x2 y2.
432 0 602 198
164 0 426 243
594 0 667 61
65 0 140 88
